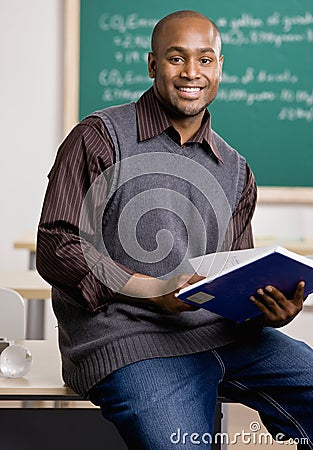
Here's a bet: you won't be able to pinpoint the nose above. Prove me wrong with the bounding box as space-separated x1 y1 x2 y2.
180 59 200 79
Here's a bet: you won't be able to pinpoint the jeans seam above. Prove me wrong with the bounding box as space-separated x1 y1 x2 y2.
228 379 313 449
211 349 226 379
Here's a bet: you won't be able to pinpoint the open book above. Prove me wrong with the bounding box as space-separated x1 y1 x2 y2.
176 245 313 323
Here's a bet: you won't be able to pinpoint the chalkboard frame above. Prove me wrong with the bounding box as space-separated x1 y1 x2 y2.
63 0 313 204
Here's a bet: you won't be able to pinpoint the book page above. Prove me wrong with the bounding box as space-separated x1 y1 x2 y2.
189 246 275 279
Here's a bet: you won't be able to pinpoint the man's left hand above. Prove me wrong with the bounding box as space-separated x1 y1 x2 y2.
250 281 305 328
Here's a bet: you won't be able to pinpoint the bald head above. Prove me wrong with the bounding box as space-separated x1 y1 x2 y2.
151 10 222 56
147 9 224 123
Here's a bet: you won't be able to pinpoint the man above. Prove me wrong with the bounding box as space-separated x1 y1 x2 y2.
37 10 312 450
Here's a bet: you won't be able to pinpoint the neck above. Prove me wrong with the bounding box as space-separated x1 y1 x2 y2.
152 85 205 145
169 114 204 145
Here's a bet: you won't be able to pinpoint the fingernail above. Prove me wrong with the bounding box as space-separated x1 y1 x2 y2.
265 286 273 292
257 289 264 295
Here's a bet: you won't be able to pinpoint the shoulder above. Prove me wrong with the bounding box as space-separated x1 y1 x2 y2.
48 116 115 181
89 102 136 123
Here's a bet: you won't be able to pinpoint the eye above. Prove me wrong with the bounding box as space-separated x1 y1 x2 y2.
169 56 184 64
200 58 212 65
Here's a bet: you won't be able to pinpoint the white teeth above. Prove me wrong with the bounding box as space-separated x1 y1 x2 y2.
179 87 200 92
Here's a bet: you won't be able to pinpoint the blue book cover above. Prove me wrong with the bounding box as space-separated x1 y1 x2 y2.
177 246 313 323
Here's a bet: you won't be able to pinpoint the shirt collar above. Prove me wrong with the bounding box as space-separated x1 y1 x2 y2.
136 87 223 162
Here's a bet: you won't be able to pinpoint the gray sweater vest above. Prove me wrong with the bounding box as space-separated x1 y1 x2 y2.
94 103 246 279
54 103 247 397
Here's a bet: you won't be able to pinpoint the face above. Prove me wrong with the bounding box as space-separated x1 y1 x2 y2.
148 17 224 120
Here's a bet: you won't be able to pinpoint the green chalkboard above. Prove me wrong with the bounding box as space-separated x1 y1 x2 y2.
79 0 313 187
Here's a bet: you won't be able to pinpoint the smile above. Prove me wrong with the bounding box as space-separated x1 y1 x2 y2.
178 87 201 92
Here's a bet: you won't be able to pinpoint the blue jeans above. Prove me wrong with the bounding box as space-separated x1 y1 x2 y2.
89 328 313 450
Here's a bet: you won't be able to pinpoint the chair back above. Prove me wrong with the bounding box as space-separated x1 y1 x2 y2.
0 287 25 340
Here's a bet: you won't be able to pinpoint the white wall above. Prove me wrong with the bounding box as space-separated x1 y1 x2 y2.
0 0 63 271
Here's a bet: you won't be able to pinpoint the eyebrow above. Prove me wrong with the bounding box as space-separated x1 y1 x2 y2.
165 46 216 55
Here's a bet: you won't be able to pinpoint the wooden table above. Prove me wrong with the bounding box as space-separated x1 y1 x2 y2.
0 271 51 301
0 340 128 450
0 340 73 400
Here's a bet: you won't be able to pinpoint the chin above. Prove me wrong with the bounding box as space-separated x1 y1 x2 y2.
176 105 207 117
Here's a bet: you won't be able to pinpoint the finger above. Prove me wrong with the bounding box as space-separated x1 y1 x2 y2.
187 273 206 284
293 281 305 304
176 273 205 291
263 286 288 308
261 285 300 310
250 295 276 319
255 288 283 312
264 283 305 307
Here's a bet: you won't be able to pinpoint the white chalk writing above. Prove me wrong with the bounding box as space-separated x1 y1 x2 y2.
93 10 313 122
217 89 276 106
99 13 157 33
279 107 313 122
222 68 299 85
98 69 150 88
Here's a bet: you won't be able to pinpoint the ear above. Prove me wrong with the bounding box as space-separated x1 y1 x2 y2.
218 54 224 82
148 52 156 79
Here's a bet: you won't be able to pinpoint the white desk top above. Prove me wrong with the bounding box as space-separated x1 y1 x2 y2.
0 340 77 398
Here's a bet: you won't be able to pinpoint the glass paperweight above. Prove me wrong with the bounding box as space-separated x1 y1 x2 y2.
0 344 33 378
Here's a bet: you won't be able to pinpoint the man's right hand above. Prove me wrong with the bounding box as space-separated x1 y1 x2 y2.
150 273 204 313
120 272 205 314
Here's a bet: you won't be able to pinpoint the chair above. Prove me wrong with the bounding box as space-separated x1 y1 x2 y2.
0 287 25 341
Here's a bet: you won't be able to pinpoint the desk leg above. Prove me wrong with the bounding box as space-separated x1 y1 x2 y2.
26 250 45 340
26 299 45 339
29 251 36 271
212 402 228 450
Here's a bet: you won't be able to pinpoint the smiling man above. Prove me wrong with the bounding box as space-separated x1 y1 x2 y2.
37 10 313 450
